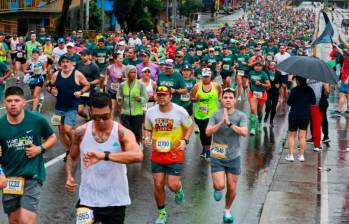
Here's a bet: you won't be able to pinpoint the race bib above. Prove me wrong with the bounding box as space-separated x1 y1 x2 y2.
155 138 171 152
211 142 228 159
267 55 273 61
76 207 94 224
223 64 230 70
180 93 191 102
16 52 23 58
97 56 105 64
253 91 263 99
3 177 25 195
33 67 41 75
237 70 244 76
51 114 63 126
81 92 90 98
215 51 220 56
198 104 208 114
110 82 119 91
197 50 202 56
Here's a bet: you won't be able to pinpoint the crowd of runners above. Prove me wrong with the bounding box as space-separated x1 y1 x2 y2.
0 0 349 223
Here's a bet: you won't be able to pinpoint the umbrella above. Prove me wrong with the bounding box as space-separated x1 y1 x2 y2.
276 56 338 84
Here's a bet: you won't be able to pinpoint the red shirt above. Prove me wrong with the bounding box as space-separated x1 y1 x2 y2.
341 56 349 82
166 45 177 60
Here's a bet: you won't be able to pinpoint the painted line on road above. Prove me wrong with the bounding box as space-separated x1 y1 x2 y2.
45 153 66 168
320 151 329 224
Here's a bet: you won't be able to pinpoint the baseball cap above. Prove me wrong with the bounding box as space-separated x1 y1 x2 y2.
159 58 166 65
142 67 151 72
156 86 171 95
57 37 65 44
58 54 72 64
80 49 90 55
32 48 40 54
164 59 174 68
141 51 150 57
118 41 125 46
66 42 75 48
208 47 215 51
181 63 192 70
202 68 211 77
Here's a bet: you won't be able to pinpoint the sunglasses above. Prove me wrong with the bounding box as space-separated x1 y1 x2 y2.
176 56 183 58
157 86 170 92
90 113 111 121
142 70 151 73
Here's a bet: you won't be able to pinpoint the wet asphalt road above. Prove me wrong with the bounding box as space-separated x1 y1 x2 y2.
0 78 289 223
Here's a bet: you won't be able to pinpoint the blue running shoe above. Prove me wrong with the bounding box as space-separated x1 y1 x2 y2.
223 214 234 223
175 188 185 205
213 190 223 201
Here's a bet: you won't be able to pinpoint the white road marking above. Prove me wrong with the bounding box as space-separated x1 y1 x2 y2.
320 151 329 224
45 153 66 168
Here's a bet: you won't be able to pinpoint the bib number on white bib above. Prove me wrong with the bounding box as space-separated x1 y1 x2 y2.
51 114 63 126
253 91 263 99
198 104 209 114
223 64 230 70
155 138 171 152
197 50 202 56
97 57 105 64
3 177 25 195
237 70 244 76
180 93 191 102
76 207 94 224
211 142 228 159
110 82 119 91
17 52 23 58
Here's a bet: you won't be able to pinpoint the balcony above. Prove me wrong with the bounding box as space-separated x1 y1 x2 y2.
0 0 53 11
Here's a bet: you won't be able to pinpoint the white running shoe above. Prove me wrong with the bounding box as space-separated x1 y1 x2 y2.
313 147 322 152
285 154 294 162
298 154 305 162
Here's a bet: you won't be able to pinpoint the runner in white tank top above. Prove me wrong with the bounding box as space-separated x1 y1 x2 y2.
65 93 143 224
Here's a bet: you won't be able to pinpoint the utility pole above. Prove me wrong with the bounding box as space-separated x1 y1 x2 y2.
101 0 105 32
86 0 89 30
80 0 83 29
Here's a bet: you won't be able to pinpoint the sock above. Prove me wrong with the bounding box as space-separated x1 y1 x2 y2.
224 209 231 217
158 206 165 211
250 113 256 129
258 112 263 123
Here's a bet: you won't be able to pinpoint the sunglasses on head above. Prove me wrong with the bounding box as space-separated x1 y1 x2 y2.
90 113 111 121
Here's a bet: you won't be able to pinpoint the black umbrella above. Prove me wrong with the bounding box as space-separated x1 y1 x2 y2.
276 56 338 84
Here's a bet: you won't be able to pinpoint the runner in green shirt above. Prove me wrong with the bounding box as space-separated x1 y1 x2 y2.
180 64 196 115
157 60 187 106
0 86 57 223
92 38 112 76
234 45 250 101
0 61 10 101
220 45 235 88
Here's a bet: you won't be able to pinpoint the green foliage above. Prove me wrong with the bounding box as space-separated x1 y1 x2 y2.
89 0 102 30
179 0 202 17
113 0 162 31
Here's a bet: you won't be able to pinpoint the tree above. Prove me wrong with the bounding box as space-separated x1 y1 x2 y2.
113 0 162 32
178 0 202 18
89 0 102 30
56 0 72 37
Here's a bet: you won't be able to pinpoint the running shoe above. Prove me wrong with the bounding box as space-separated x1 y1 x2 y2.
306 138 313 144
200 149 206 159
285 154 294 162
322 137 330 143
175 188 185 205
343 111 349 118
258 121 263 130
213 190 223 202
298 154 305 162
155 209 167 224
195 126 200 134
249 128 256 135
223 214 235 223
313 147 322 152
331 110 341 118
205 150 211 160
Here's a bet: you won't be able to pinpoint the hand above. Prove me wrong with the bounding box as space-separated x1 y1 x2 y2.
65 176 78 193
177 140 186 151
223 108 230 124
51 87 58 96
255 80 261 86
171 88 176 94
144 137 152 148
26 144 41 159
134 96 141 102
196 95 202 101
74 91 82 98
83 151 104 169
0 174 7 189
0 77 4 84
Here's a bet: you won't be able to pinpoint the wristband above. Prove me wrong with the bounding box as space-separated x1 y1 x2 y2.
227 123 233 128
40 145 46 154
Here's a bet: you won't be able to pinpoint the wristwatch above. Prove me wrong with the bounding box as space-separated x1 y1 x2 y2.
104 151 111 161
227 123 233 128
40 145 46 154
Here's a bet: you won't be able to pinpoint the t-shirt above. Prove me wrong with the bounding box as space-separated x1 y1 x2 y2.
274 52 290 75
52 47 67 65
235 53 250 71
122 57 141 66
145 104 193 164
68 53 81 66
208 109 247 160
76 61 100 83
93 47 111 69
307 79 323 106
0 61 8 87
157 71 186 105
25 41 41 58
220 54 235 72
180 77 196 107
247 70 269 92
0 110 54 183
287 85 316 120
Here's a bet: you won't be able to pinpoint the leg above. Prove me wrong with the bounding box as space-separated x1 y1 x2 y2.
269 94 279 124
236 75 242 98
212 171 226 191
310 106 323 148
298 129 307 156
288 131 296 156
264 98 272 122
32 86 41 111
167 175 182 193
338 92 345 112
111 99 116 120
225 173 238 210
322 109 328 140
152 173 166 208
17 208 37 224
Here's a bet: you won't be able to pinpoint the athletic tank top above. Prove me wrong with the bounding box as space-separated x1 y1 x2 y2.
79 121 131 207
43 44 53 57
194 82 219 120
55 69 81 111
